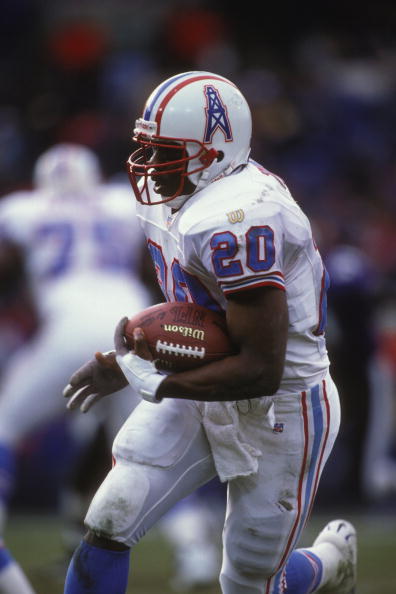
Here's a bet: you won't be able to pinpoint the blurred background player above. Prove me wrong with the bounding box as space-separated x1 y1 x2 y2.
0 143 152 592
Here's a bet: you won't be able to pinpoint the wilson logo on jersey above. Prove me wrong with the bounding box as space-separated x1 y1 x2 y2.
163 325 205 341
203 85 233 143
226 209 245 224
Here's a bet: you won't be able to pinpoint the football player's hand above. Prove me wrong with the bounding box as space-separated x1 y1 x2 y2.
63 350 128 413
114 317 165 403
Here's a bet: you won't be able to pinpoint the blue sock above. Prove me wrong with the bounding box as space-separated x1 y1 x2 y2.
64 540 130 594
0 544 13 571
281 549 323 593
0 443 16 502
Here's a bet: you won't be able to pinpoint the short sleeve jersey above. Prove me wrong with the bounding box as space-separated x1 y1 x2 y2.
136 160 330 393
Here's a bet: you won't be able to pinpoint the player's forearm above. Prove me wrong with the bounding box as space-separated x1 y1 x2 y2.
156 353 282 402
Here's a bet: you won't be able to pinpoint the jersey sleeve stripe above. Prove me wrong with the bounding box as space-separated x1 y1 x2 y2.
218 272 285 294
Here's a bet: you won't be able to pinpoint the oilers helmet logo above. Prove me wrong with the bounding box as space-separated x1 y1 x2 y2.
203 85 233 144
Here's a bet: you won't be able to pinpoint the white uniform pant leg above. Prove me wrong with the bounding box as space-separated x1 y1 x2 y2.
220 376 341 594
0 325 85 445
0 320 140 446
85 398 217 546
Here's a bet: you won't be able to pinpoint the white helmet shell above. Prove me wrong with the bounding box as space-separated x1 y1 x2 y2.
130 71 252 204
33 143 101 194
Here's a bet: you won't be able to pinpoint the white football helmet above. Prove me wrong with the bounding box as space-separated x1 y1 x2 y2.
127 71 252 205
33 143 101 194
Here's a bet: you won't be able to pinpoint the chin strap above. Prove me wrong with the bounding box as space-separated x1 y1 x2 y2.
199 148 218 167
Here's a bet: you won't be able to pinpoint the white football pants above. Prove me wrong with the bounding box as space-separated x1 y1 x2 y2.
85 374 340 594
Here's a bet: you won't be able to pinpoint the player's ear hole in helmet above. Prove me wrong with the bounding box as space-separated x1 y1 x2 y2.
126 71 252 206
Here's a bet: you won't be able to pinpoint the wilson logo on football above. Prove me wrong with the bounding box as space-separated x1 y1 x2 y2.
162 324 205 341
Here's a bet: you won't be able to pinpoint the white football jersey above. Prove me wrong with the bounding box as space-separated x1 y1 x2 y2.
136 160 330 393
0 182 145 320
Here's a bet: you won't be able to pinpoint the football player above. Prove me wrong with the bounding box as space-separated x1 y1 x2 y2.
63 72 357 594
0 144 152 592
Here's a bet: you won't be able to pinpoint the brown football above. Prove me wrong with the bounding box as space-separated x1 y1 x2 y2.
124 301 234 372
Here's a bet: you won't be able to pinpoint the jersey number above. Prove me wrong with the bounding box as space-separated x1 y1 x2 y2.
147 240 222 311
147 229 328 334
35 221 129 278
211 226 275 277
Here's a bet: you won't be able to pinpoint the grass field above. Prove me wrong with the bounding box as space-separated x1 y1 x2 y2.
5 509 396 593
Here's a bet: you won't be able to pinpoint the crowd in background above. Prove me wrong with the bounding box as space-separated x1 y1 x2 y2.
1 2 396 271
1 0 396 510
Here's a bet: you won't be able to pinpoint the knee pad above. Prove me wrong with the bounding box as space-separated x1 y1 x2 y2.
85 461 150 544
85 399 212 547
224 513 285 579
